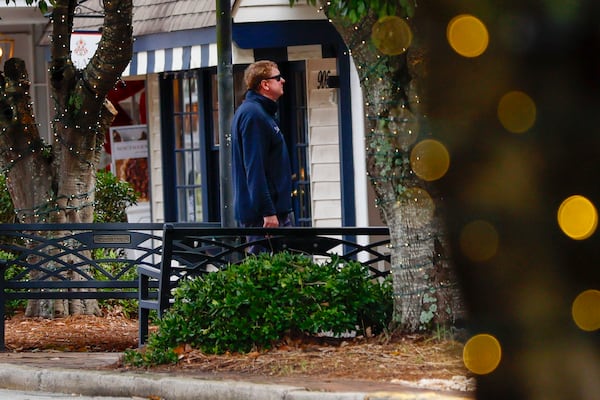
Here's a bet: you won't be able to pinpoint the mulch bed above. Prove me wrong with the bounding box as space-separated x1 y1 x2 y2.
4 310 474 390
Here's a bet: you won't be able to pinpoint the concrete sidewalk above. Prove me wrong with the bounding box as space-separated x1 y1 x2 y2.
0 352 474 400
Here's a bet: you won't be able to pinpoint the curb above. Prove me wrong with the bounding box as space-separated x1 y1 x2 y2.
0 363 361 400
0 363 472 400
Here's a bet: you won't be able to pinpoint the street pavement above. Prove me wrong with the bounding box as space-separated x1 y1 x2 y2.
0 352 474 400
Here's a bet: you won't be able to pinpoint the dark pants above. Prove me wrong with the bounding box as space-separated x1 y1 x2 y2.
242 212 294 255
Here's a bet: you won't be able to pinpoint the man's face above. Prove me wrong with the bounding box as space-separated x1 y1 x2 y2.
261 68 285 101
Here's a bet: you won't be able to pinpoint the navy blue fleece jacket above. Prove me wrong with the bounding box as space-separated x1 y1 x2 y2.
231 90 292 224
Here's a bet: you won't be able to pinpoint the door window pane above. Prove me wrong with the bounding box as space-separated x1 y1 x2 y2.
291 69 311 226
173 73 204 222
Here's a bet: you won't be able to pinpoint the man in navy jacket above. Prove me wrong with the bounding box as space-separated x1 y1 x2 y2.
232 60 293 252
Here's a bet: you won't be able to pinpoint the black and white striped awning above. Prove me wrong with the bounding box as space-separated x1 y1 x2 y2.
123 43 218 77
122 43 324 77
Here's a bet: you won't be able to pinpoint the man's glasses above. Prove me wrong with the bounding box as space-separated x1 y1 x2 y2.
264 74 283 82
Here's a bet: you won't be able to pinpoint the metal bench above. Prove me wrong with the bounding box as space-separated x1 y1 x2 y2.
0 223 164 351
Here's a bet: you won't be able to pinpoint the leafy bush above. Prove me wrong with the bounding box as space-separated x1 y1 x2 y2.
124 252 392 366
93 171 138 313
0 175 19 314
94 169 138 223
0 250 25 316
0 174 15 223
92 248 140 318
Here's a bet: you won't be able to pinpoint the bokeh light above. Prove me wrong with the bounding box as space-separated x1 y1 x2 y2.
497 91 537 133
447 14 489 58
463 334 502 375
571 289 600 332
459 220 499 262
371 16 413 56
557 195 598 240
410 139 450 181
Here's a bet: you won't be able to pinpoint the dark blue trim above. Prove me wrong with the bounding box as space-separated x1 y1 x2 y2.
129 53 138 76
146 51 155 75
160 77 177 222
132 21 343 52
197 71 211 222
164 48 173 72
337 52 356 226
182 46 191 70
133 27 216 52
201 45 210 67
233 20 346 50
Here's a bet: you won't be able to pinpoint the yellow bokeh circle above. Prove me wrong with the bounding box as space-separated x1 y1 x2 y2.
410 139 450 181
459 220 499 262
447 14 489 58
498 91 537 133
463 334 502 375
557 195 598 240
371 16 413 56
572 289 600 332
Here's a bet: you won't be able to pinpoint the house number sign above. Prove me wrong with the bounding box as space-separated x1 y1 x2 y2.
317 70 331 89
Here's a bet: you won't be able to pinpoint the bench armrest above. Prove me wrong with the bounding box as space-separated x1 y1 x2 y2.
138 265 161 280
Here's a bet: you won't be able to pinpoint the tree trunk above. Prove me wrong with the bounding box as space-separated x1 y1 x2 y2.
0 59 54 223
0 0 133 318
322 8 464 331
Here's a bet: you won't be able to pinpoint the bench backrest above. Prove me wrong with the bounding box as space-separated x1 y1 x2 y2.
0 223 164 301
159 223 391 283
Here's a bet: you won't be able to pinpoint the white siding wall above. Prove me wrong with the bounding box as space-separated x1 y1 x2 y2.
233 0 323 23
146 74 165 223
307 59 341 227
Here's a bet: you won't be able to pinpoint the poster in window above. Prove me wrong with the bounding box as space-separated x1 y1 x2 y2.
110 125 149 202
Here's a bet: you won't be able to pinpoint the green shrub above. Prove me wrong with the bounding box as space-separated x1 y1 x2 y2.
92 171 138 314
0 174 15 223
0 175 21 315
92 248 140 318
124 252 392 366
94 169 138 223
0 250 26 316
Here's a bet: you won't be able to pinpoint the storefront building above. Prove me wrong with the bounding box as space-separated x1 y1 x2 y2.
2 0 382 228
